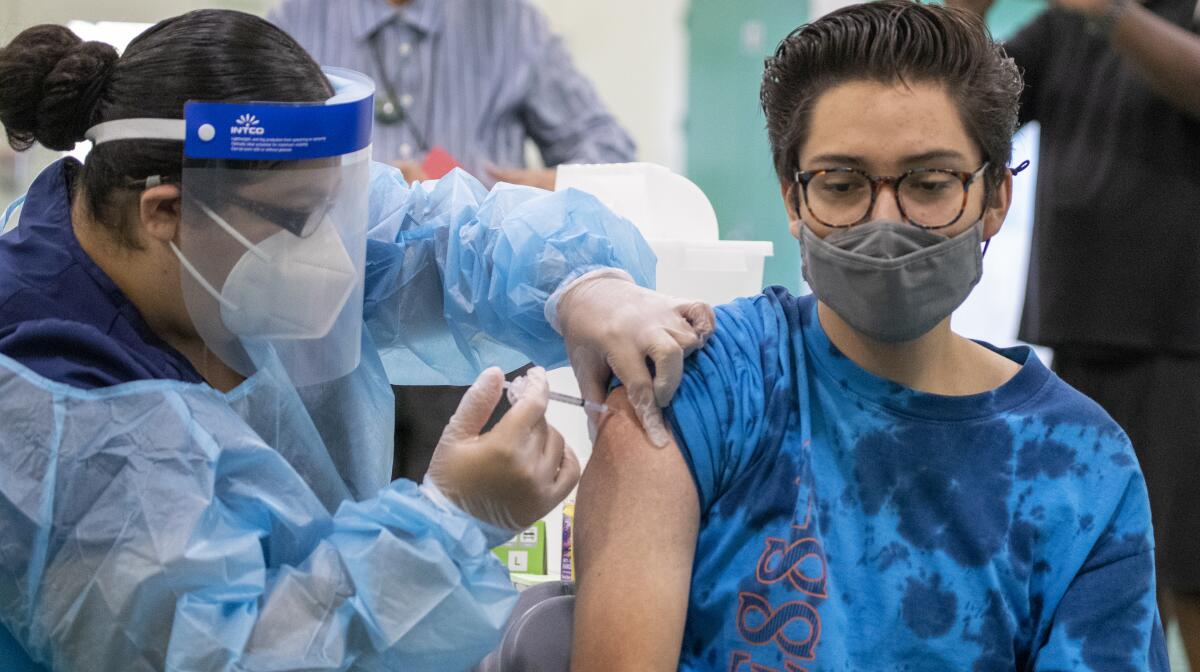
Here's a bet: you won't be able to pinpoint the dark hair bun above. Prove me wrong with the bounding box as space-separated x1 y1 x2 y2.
0 25 119 151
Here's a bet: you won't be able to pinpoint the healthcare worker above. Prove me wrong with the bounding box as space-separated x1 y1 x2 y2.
0 10 712 672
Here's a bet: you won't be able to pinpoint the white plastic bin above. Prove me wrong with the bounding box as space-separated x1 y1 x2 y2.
555 162 720 241
647 239 774 305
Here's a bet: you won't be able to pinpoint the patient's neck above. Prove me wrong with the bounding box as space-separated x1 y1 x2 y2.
816 301 1017 397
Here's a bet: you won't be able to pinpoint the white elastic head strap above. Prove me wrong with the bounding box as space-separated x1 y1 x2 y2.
84 118 186 146
84 119 186 193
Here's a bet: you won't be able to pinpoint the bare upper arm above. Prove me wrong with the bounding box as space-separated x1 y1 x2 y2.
570 387 701 672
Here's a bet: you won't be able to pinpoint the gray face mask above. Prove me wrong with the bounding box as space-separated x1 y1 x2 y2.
798 220 985 343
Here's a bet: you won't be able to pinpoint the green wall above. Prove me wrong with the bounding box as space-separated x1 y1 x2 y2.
684 0 1046 292
984 0 1049 39
685 0 810 291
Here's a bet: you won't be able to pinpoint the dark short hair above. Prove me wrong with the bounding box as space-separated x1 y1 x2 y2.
0 10 333 246
760 0 1022 190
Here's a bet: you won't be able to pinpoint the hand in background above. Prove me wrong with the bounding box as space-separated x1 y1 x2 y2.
391 160 429 185
486 165 558 191
1049 0 1121 18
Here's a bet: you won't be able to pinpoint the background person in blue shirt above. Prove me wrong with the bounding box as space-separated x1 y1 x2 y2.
571 2 1169 670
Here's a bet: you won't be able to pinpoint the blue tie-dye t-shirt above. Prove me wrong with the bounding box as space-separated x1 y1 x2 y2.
664 288 1168 672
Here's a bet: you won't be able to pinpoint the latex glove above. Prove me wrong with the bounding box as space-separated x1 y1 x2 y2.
556 274 715 446
425 366 581 532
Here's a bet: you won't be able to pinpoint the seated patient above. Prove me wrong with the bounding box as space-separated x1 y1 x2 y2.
571 2 1169 670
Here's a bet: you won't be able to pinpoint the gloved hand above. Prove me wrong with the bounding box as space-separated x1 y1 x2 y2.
425 366 581 532
555 273 716 446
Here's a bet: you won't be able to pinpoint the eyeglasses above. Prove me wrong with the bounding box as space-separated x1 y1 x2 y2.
219 191 335 238
186 178 342 238
131 175 336 238
793 163 989 230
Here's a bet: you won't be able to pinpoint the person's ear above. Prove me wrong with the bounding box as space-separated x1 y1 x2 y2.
138 185 182 245
781 181 803 240
982 169 1012 241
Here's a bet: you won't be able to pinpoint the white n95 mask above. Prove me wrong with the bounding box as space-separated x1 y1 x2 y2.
172 200 357 340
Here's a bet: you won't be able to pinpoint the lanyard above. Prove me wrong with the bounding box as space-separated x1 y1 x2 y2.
368 27 439 154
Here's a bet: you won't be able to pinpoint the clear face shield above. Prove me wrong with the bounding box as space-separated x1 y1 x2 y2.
86 68 375 386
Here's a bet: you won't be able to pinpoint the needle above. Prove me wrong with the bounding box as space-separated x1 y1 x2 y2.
503 381 610 414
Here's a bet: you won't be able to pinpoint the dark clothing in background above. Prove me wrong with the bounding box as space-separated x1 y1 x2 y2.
1008 0 1200 591
1010 0 1200 353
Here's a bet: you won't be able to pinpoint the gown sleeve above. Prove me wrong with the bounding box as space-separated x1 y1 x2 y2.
362 162 657 385
0 353 518 672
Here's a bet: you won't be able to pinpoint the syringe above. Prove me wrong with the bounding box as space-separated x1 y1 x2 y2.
503 380 610 415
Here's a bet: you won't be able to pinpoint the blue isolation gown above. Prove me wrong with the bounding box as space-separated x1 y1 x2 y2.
0 158 655 671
